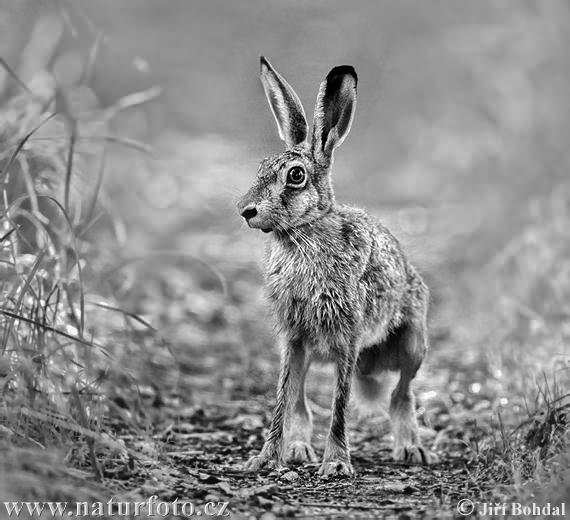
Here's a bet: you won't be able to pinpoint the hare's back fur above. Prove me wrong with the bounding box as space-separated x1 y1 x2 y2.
265 204 428 356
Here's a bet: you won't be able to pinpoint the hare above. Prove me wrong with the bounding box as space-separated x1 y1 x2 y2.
237 57 433 476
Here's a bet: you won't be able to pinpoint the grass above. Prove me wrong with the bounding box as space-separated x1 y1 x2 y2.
449 183 570 504
0 53 159 499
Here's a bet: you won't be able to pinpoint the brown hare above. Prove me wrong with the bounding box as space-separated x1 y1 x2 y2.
237 57 433 476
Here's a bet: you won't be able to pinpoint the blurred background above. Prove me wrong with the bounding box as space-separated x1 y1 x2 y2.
4 0 569 253
1 0 569 513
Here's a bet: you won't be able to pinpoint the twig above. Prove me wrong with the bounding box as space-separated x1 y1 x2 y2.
294 501 393 511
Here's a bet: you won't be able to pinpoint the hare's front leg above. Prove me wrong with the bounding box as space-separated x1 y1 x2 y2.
245 338 313 471
318 344 357 477
283 344 316 464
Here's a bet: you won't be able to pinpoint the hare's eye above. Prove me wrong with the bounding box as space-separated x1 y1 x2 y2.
287 166 306 186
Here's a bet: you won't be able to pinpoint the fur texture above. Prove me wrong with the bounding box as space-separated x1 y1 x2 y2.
238 57 434 476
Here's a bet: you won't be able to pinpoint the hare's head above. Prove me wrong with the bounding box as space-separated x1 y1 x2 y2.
237 57 357 233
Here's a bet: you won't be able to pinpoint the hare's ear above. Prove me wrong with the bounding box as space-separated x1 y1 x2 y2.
312 65 357 163
260 56 308 148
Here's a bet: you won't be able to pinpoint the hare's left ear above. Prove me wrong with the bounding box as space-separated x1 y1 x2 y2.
260 56 308 148
312 65 357 164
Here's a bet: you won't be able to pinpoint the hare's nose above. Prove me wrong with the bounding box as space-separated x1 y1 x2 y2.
241 205 258 220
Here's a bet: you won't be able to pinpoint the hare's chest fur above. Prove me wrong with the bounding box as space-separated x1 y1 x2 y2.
262 210 412 352
264 217 374 347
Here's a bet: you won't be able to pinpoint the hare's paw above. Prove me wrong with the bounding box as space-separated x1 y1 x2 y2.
285 441 317 464
318 459 354 477
244 452 279 472
393 445 438 465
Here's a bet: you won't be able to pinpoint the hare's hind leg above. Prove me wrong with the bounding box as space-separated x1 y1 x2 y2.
388 321 434 464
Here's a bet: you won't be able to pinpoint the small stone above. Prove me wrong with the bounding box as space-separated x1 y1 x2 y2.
280 470 299 482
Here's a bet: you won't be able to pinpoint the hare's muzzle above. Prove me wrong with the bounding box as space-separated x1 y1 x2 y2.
237 198 273 232
240 205 258 221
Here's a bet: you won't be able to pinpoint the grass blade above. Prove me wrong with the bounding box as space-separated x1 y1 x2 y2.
0 228 15 243
1 113 58 182
0 57 34 97
89 301 156 331
1 250 45 355
64 119 77 214
0 309 109 354
81 149 106 233
82 31 104 84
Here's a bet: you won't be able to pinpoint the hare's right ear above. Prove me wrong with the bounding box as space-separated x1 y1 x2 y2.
312 65 357 164
260 56 308 148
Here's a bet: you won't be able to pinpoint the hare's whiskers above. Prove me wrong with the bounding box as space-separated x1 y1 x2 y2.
294 228 318 254
283 227 312 267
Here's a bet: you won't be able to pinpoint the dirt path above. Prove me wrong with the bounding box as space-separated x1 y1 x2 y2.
103 384 470 518
135 399 469 518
